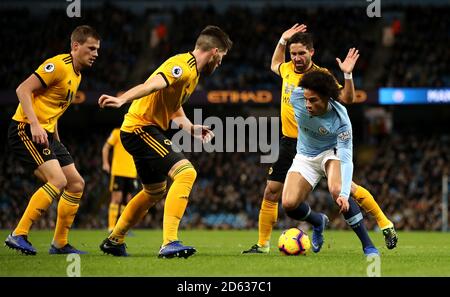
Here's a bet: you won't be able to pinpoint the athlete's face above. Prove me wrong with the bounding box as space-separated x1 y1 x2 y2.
303 89 328 116
289 43 314 72
203 49 227 76
72 37 100 69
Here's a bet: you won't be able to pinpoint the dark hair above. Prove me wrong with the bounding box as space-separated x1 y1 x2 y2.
195 25 233 51
71 25 100 44
299 70 340 100
287 32 314 50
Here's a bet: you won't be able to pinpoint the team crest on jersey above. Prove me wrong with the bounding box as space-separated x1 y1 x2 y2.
338 131 352 141
171 66 183 78
42 148 51 155
318 127 329 135
44 63 55 73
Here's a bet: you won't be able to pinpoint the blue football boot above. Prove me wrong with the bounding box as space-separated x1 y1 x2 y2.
49 243 87 254
363 246 380 257
311 214 329 253
158 241 196 259
4 233 37 255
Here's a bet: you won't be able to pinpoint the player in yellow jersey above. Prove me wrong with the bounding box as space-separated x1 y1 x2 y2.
243 24 397 254
4 25 100 255
98 25 232 258
102 128 139 232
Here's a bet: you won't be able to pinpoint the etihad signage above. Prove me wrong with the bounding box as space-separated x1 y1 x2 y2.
207 90 273 104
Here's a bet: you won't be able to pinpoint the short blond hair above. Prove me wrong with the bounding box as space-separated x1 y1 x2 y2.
71 25 100 44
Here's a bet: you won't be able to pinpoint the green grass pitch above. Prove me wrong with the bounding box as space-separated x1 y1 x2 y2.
1 229 449 277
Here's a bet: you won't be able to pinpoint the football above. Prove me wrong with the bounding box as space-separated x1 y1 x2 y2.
278 227 311 256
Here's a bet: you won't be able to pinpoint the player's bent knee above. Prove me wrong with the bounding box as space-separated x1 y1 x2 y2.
48 176 68 191
281 192 300 211
329 186 341 200
264 182 282 202
282 199 298 212
72 177 85 192
172 163 197 186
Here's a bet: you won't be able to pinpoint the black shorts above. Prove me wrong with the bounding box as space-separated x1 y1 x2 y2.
120 125 185 184
267 136 297 183
8 120 74 170
109 175 139 194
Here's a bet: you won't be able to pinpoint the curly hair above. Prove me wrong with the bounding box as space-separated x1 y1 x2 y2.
299 70 340 100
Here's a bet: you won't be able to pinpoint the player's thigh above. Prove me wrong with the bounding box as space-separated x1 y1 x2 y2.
121 126 186 184
111 190 124 204
267 136 297 183
324 159 341 199
36 159 67 189
8 120 57 172
52 140 74 168
282 171 312 210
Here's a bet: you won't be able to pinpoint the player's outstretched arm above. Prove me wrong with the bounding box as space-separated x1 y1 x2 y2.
171 107 214 144
16 74 49 147
98 74 168 108
271 23 307 75
337 48 359 104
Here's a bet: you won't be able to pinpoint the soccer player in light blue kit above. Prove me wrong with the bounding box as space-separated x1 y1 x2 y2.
282 70 379 256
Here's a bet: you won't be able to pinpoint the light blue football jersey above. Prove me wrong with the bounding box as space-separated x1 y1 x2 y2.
290 87 353 199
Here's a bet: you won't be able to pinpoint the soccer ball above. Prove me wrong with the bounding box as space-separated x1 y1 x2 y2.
278 227 311 256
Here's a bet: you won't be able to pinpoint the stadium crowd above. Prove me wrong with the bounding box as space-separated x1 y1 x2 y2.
1 5 448 91
0 132 448 231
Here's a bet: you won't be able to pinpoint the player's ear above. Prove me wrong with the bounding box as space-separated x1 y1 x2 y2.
71 41 80 51
310 48 315 57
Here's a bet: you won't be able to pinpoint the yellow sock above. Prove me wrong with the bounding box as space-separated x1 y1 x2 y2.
14 182 60 236
163 163 196 246
258 199 278 247
353 185 392 229
109 184 165 244
52 191 82 247
108 203 120 232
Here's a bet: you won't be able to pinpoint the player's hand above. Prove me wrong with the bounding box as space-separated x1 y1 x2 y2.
102 163 110 173
336 196 350 213
30 122 49 147
336 48 360 74
281 23 307 43
98 94 126 109
191 125 214 144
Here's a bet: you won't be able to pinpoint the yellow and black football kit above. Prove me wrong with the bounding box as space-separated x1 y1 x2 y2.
268 61 341 182
8 54 80 169
107 128 138 192
120 52 199 184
